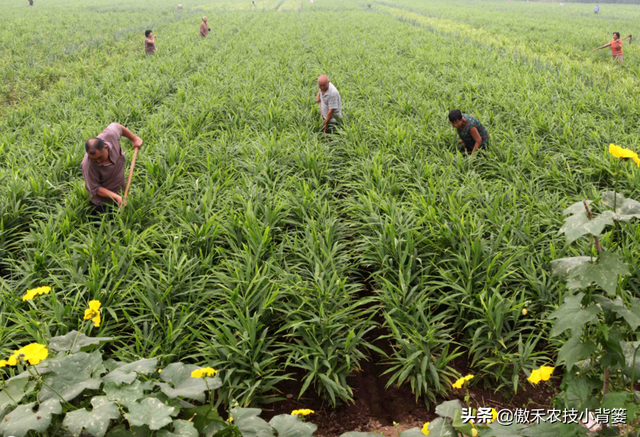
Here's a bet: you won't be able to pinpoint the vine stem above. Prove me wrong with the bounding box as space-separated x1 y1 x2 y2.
29 366 74 408
583 201 602 255
582 200 609 394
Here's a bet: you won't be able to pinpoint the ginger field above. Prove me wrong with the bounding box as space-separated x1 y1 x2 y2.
1 0 640 434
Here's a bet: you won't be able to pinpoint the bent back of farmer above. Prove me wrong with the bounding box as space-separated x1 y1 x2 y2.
449 110 489 155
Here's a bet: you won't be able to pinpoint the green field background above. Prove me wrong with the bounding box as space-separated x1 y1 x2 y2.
1 0 639 406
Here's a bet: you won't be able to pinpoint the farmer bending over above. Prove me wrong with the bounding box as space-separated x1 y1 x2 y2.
200 17 210 38
449 110 489 156
145 30 157 54
316 75 342 134
82 124 142 213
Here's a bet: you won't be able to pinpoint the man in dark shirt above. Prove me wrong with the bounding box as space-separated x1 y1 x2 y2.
81 123 143 213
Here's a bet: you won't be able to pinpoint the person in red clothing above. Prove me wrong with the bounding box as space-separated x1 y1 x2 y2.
592 32 631 64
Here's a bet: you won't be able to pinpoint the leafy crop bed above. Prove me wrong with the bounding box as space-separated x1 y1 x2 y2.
1 0 639 424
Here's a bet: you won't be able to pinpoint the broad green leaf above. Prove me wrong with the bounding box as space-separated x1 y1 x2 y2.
558 209 615 243
451 405 473 436
157 420 199 437
268 414 317 437
421 418 456 437
202 421 226 437
563 377 600 410
231 408 274 437
125 398 175 430
550 257 591 280
484 422 526 436
0 399 61 437
40 351 103 402
556 336 596 371
104 380 153 409
103 358 158 386
521 421 585 437
184 405 222 433
62 396 121 437
155 362 221 402
562 200 593 217
549 294 600 337
565 252 629 296
49 331 113 353
601 191 640 218
621 341 640 381
340 431 380 437
594 296 640 330
106 424 151 437
0 378 30 417
602 392 632 410
435 400 462 419
398 428 425 437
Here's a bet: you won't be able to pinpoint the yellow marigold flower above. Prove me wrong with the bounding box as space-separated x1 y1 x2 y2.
491 408 498 423
22 286 51 301
227 417 233 423
522 309 528 316
0 359 7 368
84 300 101 327
609 144 640 166
7 343 49 365
527 366 553 385
291 409 315 416
452 374 474 389
421 422 430 436
191 367 217 378
158 369 162 373
472 428 478 437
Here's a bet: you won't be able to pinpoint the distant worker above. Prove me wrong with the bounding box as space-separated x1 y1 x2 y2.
594 4 599 14
144 30 157 55
252 1 257 7
316 75 342 134
592 32 631 64
28 0 33 5
177 4 183 9
200 17 210 38
82 124 143 213
448 110 489 156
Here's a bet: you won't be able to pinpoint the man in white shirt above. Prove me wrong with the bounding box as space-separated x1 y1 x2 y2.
316 75 342 134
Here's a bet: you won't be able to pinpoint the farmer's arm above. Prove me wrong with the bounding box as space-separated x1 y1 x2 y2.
97 187 123 206
469 127 482 155
117 124 143 148
592 42 612 52
323 109 334 132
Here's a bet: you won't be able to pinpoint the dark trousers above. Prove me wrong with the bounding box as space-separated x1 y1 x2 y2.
323 120 342 135
89 202 108 215
461 140 487 154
